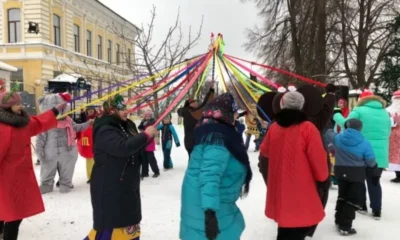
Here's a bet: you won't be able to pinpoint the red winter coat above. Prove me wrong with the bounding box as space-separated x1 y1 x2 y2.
260 121 328 228
0 110 57 221
77 125 94 158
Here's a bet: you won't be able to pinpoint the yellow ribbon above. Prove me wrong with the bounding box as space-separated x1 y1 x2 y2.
57 60 188 119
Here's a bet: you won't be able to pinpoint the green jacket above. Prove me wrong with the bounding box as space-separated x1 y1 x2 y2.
333 96 391 168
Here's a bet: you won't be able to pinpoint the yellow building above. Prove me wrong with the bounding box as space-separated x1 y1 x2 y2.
0 0 140 109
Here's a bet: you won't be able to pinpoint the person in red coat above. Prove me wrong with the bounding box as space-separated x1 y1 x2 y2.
0 90 65 240
77 106 98 184
260 91 329 240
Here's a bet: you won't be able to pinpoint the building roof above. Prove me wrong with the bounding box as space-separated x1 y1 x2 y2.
96 0 141 34
0 61 17 72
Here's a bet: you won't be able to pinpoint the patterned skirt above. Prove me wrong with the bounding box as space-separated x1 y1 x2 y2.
84 225 140 240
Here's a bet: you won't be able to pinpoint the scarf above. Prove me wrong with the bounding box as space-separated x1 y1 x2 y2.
57 117 76 146
194 120 252 196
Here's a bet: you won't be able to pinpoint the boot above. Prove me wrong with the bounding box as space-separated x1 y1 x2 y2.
152 173 160 178
372 209 381 220
390 177 400 183
338 227 357 236
357 204 368 215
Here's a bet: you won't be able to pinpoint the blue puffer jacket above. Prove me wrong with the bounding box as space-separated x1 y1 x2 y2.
180 144 247 240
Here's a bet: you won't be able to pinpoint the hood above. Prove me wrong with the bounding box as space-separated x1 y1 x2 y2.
357 95 386 109
338 128 363 147
0 108 30 128
275 109 307 127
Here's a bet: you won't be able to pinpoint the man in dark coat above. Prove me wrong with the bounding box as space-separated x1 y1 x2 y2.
86 94 156 238
177 87 215 157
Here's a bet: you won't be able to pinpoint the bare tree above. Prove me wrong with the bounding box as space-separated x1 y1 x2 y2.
242 0 400 88
110 5 203 117
337 0 398 88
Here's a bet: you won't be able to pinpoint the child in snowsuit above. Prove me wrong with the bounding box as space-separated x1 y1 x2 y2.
138 109 160 178
325 119 380 236
157 114 180 170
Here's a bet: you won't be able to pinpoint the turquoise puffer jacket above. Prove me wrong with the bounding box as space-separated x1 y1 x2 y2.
333 96 391 168
180 144 247 240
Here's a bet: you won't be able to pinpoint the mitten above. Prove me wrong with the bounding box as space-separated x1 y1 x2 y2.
205 210 219 240
176 142 181 147
325 83 336 94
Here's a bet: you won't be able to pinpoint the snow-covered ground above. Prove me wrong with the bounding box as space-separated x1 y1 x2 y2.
24 125 400 240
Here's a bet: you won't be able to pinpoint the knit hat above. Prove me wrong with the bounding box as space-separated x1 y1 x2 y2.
393 90 400 99
102 94 126 114
0 91 21 109
280 92 305 110
359 89 374 99
345 118 363 131
202 93 238 125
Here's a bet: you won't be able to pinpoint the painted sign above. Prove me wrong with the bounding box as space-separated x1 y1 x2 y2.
0 79 5 93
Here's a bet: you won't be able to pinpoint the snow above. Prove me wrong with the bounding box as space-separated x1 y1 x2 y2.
25 125 400 240
0 61 17 72
49 73 91 85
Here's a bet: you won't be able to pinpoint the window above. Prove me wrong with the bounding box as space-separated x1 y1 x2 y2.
10 68 24 92
86 30 92 56
53 14 61 46
127 48 131 66
107 40 112 63
97 35 103 60
116 44 120 65
73 25 80 52
8 9 21 43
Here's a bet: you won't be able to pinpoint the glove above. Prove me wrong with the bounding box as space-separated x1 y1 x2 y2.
371 176 380 186
325 83 336 94
176 142 181 147
205 210 219 240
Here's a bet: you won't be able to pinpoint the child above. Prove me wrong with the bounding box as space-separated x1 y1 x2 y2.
138 109 160 178
325 119 380 236
157 114 180 170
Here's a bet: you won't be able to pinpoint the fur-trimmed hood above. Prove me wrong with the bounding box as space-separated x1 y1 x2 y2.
275 109 308 127
357 95 386 108
0 109 30 128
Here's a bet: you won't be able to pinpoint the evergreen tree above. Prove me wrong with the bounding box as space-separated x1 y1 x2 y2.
376 15 400 103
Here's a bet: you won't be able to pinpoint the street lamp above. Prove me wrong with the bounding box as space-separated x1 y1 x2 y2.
28 22 40 34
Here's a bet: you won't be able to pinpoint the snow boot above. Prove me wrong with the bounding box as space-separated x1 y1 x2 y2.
40 185 54 194
338 228 357 236
357 204 368 215
152 173 160 178
390 177 400 183
141 174 149 180
372 209 381 220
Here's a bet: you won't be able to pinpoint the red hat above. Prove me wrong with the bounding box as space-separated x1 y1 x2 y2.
59 92 72 102
359 89 374 99
0 91 21 109
393 90 400 99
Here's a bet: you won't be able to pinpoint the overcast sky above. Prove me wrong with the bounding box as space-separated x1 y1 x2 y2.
99 0 260 61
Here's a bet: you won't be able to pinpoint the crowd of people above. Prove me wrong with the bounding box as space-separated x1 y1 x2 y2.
0 81 399 240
